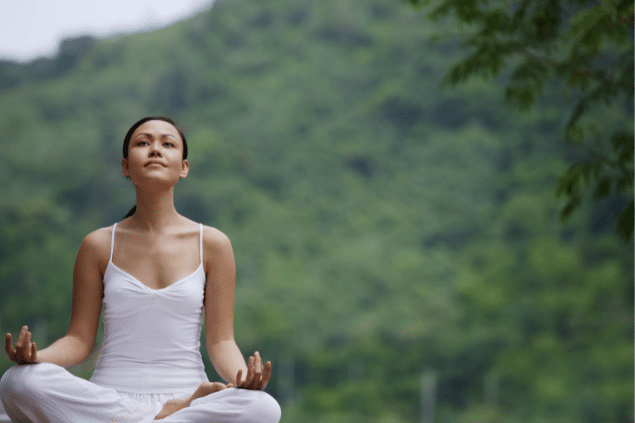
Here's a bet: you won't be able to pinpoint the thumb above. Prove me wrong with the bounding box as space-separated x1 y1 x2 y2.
5 333 14 358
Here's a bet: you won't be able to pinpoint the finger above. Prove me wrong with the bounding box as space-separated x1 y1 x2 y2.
31 342 38 364
260 361 272 390
235 369 243 387
5 333 13 351
227 383 235 389
17 327 30 354
15 328 26 351
242 357 253 388
25 331 32 360
253 352 263 382
17 330 31 362
5 333 15 358
245 356 255 389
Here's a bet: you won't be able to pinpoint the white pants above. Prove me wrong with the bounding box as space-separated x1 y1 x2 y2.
0 364 281 423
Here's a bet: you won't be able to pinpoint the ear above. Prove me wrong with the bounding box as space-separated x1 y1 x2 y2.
121 158 130 178
179 159 190 179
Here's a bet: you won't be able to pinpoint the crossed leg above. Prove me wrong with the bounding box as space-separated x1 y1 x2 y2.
155 381 231 420
0 363 156 422
1 364 280 423
156 387 281 423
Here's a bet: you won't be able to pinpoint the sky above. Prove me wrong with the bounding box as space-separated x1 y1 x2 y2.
0 0 214 62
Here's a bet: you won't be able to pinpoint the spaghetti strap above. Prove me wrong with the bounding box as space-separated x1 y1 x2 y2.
109 222 118 263
199 223 203 265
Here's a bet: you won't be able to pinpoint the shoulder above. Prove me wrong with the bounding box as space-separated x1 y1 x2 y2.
201 225 235 278
78 226 113 274
82 226 112 250
201 225 233 253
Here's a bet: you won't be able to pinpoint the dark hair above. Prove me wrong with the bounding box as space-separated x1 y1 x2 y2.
123 116 188 218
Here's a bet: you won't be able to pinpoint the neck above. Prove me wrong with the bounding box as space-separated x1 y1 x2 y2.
129 186 180 232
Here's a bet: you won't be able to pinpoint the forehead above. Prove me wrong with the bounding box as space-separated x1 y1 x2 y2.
131 120 181 141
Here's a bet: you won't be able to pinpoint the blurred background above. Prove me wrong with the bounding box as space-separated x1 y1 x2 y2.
0 0 632 422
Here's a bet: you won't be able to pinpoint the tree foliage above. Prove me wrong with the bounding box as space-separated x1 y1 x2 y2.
408 0 634 240
0 1 632 421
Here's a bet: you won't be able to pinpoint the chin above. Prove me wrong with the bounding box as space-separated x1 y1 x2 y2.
132 176 181 190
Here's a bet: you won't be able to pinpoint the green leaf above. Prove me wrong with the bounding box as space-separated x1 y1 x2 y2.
612 132 634 165
622 1 635 19
560 196 582 221
611 131 631 151
406 0 431 9
616 173 634 192
592 178 612 200
505 83 536 110
578 161 595 185
557 165 581 197
566 124 585 144
532 0 562 43
509 0 531 29
569 5 609 37
454 0 482 23
565 98 589 135
618 145 634 165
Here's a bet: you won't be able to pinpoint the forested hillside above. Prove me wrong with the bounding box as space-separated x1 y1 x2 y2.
0 0 632 422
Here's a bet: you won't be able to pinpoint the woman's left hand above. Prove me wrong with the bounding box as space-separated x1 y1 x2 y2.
235 351 271 390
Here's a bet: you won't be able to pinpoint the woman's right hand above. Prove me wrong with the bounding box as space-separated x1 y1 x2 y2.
235 351 271 390
5 326 39 365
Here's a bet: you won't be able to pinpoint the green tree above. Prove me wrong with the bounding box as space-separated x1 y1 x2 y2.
408 0 634 240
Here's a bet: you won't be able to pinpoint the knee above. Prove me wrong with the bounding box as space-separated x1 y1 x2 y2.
1 366 23 399
193 389 282 423
1 366 22 405
0 364 44 401
249 391 281 423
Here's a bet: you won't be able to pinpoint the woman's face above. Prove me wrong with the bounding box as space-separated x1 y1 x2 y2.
122 120 189 189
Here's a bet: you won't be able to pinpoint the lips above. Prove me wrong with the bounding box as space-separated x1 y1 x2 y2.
144 161 166 167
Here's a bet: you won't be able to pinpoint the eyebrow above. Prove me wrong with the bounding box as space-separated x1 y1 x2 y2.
133 132 179 141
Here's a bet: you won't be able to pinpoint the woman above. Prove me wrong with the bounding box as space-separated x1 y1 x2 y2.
0 116 281 422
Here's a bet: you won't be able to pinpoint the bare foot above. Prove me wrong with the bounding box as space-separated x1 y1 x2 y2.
154 382 232 420
154 398 189 420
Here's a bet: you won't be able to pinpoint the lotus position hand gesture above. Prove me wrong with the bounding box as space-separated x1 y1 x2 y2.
235 351 271 390
5 326 39 365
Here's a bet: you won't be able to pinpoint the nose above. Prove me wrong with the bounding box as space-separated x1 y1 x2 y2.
149 141 163 157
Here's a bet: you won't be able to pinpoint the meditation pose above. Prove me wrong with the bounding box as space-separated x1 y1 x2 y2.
0 116 281 422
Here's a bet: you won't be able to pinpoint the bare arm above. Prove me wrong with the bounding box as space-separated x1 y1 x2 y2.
203 227 247 383
5 230 105 368
203 227 271 389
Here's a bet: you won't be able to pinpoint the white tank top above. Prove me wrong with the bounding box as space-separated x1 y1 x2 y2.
90 222 209 393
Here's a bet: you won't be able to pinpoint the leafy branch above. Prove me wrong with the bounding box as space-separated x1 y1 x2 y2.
408 0 634 240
